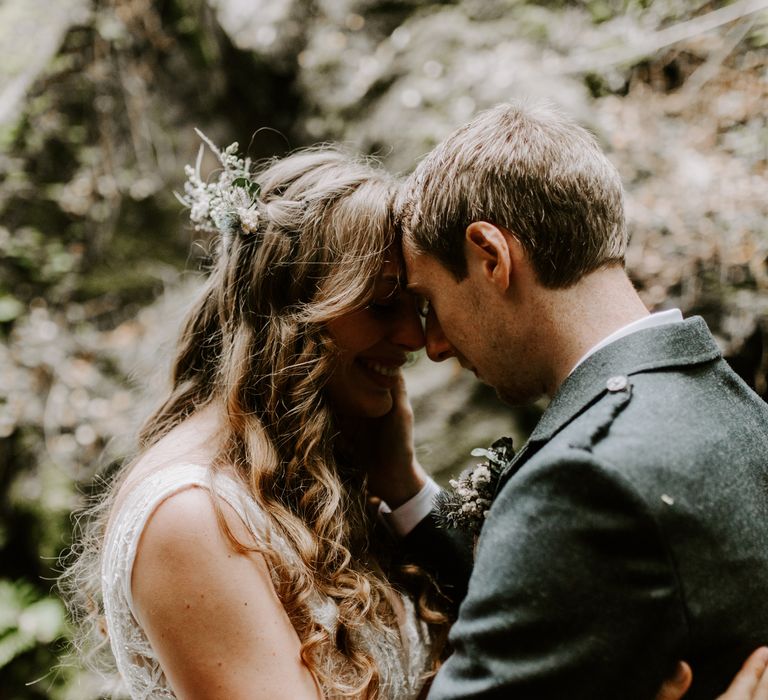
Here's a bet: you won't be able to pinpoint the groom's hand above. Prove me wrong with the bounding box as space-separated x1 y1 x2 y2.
337 374 427 507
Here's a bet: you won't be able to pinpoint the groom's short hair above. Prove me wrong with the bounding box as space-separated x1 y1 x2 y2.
397 100 627 288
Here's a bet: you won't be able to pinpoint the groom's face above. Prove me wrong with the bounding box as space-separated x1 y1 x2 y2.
403 237 546 405
403 240 495 382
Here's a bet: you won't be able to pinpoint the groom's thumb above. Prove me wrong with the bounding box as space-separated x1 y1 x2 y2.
655 661 693 700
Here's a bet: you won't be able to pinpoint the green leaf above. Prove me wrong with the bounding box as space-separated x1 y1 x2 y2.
470 447 493 459
232 177 260 198
18 597 66 644
0 296 24 322
0 630 35 669
0 580 67 668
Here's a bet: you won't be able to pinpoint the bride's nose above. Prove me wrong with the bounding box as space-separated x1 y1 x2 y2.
389 302 425 351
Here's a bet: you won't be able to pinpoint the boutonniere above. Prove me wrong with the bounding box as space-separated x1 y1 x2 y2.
434 437 515 537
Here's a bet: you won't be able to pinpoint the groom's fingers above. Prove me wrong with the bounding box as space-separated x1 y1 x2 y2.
757 651 768 698
655 648 768 700
655 661 692 700
717 647 768 700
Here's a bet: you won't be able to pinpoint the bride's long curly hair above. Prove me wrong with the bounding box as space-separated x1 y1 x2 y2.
61 148 447 698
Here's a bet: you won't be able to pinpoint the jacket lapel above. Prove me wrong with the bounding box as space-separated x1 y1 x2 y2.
495 317 721 493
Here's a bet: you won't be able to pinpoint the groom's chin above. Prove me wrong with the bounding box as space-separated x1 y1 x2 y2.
495 384 545 408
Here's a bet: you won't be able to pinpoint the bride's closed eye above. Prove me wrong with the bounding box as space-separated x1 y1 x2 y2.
365 273 410 315
366 287 403 315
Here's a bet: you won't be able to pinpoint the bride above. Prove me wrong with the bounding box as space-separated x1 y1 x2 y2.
63 143 453 699
60 138 766 700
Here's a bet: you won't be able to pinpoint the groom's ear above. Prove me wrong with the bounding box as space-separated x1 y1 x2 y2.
465 221 519 293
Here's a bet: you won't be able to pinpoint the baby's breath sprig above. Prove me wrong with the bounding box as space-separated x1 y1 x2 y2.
434 437 515 536
176 129 261 242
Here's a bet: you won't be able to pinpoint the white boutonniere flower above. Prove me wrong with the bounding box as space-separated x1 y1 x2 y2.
434 437 515 537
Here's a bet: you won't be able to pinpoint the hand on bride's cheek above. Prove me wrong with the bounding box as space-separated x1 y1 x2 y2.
333 374 428 508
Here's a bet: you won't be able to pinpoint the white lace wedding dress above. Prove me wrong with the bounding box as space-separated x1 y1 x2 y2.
101 463 433 699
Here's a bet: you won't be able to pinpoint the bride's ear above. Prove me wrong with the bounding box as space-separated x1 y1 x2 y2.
464 221 517 293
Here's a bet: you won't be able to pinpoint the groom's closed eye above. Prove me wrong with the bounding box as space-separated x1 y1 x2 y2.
416 296 431 319
366 292 401 314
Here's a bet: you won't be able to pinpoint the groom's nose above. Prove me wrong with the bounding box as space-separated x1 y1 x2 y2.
424 311 454 362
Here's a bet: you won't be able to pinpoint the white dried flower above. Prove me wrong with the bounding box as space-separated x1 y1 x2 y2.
434 437 516 537
471 465 492 486
238 207 260 233
176 129 260 240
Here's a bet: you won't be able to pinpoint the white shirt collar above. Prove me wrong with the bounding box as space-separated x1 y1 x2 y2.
570 308 684 375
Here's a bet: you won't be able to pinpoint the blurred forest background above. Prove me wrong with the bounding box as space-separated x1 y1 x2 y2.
1 0 767 697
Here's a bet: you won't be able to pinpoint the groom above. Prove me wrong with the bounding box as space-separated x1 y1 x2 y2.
393 100 768 699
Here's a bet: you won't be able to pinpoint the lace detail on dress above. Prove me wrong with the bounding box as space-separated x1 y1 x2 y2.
101 464 433 699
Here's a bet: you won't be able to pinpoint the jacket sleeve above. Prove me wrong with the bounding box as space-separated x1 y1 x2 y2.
400 503 475 613
428 450 688 700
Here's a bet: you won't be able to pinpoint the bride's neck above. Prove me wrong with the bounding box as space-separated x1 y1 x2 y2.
130 403 225 479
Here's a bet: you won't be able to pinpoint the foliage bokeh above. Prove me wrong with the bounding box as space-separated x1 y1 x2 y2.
1 0 766 696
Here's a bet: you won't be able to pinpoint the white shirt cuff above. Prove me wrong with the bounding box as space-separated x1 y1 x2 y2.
378 477 441 537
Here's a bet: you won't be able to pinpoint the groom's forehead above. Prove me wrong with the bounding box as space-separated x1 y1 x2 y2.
400 236 457 292
403 252 441 294
400 239 424 287
400 236 424 267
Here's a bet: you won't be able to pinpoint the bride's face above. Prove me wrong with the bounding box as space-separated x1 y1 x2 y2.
325 253 425 418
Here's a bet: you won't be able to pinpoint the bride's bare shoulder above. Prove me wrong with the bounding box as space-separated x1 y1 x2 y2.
128 454 320 699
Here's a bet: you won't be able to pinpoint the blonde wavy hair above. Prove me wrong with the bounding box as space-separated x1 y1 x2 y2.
61 147 446 698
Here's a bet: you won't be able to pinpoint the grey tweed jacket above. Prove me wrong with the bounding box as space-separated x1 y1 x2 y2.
424 316 768 700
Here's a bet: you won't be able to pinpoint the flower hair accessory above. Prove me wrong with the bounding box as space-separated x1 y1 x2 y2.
177 129 261 242
434 437 515 537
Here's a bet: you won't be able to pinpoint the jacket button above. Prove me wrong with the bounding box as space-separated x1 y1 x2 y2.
606 375 629 392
